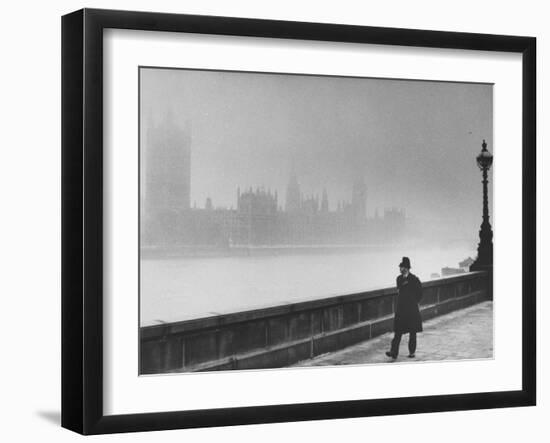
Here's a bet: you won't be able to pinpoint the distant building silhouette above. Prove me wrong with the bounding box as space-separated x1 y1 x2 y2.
285 170 302 214
141 124 407 249
143 113 191 216
351 176 367 221
321 188 329 213
142 113 191 245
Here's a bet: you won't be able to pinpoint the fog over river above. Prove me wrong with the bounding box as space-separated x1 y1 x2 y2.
140 245 475 326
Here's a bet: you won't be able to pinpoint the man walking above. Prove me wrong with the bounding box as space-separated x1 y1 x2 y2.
386 257 423 360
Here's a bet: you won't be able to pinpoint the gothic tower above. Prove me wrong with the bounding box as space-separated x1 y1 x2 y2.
351 175 367 220
321 187 329 213
285 170 302 214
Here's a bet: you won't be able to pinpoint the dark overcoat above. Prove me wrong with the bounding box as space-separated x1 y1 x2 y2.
393 273 423 334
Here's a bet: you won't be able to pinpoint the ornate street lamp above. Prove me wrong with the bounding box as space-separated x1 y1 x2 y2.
471 139 493 271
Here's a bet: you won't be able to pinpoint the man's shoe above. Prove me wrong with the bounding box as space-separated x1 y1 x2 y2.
407 354 415 358
385 351 397 359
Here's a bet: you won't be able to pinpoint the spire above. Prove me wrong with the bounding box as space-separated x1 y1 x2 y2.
321 188 329 213
285 164 302 213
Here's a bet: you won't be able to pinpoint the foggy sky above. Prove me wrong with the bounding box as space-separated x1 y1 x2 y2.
140 68 493 240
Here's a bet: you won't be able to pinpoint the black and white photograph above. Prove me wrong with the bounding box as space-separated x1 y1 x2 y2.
0 0 545 439
139 67 494 374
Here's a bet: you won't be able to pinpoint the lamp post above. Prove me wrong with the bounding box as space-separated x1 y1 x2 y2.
471 139 493 271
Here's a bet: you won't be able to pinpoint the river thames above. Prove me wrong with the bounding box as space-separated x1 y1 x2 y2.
140 244 476 326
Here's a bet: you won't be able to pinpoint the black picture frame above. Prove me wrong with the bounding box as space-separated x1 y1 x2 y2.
61 8 536 435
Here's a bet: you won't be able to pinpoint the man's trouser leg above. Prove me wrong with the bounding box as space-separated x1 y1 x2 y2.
408 332 417 355
390 332 402 357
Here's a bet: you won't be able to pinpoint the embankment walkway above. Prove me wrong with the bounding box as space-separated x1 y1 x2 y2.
294 301 493 366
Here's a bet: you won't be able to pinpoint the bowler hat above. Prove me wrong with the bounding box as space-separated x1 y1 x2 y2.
399 257 411 269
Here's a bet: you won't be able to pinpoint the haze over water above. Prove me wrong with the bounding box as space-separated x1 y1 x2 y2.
141 245 475 326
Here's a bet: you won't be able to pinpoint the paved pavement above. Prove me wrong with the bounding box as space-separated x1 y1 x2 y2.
294 301 493 367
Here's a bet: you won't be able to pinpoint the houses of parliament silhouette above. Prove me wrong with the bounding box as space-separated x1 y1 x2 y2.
141 117 406 250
